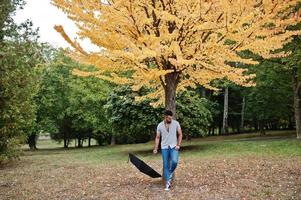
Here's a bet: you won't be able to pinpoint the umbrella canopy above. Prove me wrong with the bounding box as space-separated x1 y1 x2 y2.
128 153 162 178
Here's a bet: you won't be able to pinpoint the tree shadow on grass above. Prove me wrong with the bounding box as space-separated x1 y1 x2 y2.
23 143 212 157
22 145 102 156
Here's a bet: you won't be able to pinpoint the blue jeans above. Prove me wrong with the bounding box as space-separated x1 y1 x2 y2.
161 146 179 182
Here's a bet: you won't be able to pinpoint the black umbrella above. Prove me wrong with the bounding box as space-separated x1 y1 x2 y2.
128 153 162 178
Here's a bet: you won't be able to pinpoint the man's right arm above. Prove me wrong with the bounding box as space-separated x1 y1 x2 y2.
153 131 160 154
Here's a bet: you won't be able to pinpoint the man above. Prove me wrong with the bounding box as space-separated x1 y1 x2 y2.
153 110 183 191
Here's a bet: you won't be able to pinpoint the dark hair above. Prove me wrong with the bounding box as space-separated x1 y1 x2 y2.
164 110 173 116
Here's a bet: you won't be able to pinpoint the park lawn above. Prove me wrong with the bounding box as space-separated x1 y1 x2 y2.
1 130 301 199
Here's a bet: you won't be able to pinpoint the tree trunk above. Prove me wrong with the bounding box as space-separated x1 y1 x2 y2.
201 86 206 98
88 136 91 147
110 133 116 145
161 72 179 185
164 72 179 118
77 138 82 148
292 67 301 139
240 96 245 133
222 86 229 135
185 132 190 140
288 116 294 130
64 137 68 148
28 134 37 150
236 124 240 134
253 118 258 131
218 123 222 135
259 120 266 135
64 130 69 148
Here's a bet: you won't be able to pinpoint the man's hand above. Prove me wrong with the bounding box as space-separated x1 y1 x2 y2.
153 149 158 154
175 145 180 150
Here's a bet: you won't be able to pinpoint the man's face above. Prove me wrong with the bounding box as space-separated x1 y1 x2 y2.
164 115 173 124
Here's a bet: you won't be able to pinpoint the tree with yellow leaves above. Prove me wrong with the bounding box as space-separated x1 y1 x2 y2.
52 0 301 116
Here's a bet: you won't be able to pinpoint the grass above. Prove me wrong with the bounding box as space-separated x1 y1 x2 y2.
22 130 300 164
1 130 301 200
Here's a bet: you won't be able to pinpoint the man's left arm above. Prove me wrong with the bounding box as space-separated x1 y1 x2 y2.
176 123 182 150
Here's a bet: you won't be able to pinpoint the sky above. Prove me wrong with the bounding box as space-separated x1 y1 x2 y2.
13 0 97 51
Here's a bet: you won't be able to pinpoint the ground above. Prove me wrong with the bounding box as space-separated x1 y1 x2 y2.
0 131 301 200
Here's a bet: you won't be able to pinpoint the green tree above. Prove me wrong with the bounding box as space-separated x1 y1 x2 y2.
67 68 111 147
177 90 214 139
105 85 217 144
0 0 44 161
36 51 112 147
279 35 301 139
105 85 162 145
244 61 293 135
